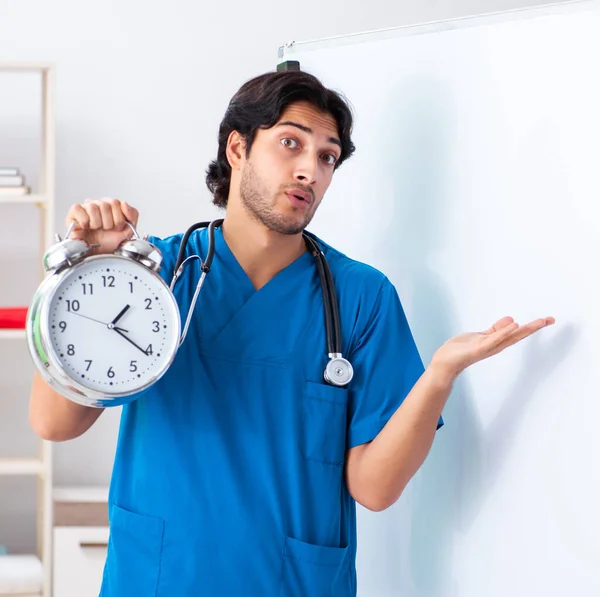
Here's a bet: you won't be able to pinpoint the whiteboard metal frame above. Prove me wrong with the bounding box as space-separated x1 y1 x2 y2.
278 0 599 59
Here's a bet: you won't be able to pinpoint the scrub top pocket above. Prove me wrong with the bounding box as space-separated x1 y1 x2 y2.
301 381 349 466
102 504 164 597
279 536 352 597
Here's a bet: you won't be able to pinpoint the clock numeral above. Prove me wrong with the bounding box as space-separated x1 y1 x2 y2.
146 344 153 355
129 360 138 372
144 298 152 310
107 367 115 378
129 282 134 294
152 321 160 333
65 299 80 312
81 283 93 295
67 344 75 356
102 275 115 288
59 321 67 333
85 360 92 371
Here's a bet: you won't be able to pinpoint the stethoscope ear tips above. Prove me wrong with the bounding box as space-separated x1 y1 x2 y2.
324 356 354 387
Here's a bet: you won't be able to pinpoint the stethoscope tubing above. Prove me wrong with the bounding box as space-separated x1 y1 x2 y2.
170 220 352 386
303 232 339 357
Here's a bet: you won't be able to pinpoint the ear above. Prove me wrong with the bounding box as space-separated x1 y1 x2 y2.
226 130 247 171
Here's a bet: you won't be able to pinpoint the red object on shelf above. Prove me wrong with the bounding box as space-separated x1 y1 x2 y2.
0 307 28 329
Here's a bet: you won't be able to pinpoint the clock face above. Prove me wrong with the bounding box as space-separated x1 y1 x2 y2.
45 255 180 395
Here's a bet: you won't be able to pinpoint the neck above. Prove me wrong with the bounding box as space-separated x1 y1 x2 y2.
220 206 307 291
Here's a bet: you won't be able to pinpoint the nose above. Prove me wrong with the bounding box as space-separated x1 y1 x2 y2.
294 151 318 186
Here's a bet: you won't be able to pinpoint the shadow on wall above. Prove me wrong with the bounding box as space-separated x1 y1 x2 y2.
357 74 576 597
383 73 465 597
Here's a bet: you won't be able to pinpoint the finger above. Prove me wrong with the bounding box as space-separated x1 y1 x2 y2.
95 199 115 230
122 201 139 228
486 321 520 346
108 199 126 231
509 317 555 342
482 316 515 335
82 200 103 229
490 317 555 354
66 204 90 230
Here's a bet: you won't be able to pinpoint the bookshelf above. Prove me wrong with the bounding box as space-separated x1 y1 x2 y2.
0 62 55 597
0 195 49 206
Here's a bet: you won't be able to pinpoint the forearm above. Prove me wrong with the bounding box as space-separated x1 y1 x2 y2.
347 364 454 511
29 371 104 441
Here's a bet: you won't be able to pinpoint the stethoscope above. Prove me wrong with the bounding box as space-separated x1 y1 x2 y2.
169 219 354 387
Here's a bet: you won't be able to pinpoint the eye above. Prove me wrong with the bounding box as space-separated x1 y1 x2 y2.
281 138 298 149
322 153 338 166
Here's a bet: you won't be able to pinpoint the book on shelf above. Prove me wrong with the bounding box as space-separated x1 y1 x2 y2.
0 307 28 329
0 175 25 186
0 186 30 196
0 167 19 176
0 167 29 195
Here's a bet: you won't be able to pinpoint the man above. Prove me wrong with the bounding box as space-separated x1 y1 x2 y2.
30 70 554 596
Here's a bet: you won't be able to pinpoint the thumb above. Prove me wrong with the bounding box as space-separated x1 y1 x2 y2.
121 201 139 228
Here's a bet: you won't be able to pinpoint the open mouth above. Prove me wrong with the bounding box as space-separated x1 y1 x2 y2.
286 190 312 204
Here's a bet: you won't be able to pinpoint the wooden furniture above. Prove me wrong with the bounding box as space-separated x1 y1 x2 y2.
52 487 109 597
0 62 55 597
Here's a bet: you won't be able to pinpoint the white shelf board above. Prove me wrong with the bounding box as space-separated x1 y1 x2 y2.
0 329 26 340
0 554 43 595
0 194 48 205
0 458 44 476
53 485 109 503
0 62 53 72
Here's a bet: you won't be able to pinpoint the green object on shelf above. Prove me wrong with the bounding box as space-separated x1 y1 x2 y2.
0 545 7 555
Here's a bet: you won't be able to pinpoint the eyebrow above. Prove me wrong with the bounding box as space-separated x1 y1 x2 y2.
276 120 342 149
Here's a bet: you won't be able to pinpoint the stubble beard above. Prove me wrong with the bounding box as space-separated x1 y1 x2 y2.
239 161 315 235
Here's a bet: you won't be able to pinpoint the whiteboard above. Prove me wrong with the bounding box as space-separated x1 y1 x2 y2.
279 1 599 596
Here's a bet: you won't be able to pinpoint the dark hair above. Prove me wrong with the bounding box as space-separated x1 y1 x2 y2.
205 70 356 208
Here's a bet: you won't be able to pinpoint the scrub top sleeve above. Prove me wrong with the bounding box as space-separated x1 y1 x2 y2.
147 234 183 285
346 278 444 450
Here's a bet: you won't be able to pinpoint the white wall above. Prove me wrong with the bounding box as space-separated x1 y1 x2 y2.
0 0 571 555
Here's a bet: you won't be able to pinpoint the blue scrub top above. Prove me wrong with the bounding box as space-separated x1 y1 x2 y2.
100 226 444 597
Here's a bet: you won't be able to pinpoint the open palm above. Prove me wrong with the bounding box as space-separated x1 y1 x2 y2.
432 315 556 380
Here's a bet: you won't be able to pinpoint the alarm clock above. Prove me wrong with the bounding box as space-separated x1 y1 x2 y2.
26 222 181 408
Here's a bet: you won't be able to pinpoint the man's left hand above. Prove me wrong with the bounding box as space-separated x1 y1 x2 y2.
430 315 556 383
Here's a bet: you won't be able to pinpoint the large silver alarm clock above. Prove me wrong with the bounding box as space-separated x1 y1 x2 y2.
27 222 181 408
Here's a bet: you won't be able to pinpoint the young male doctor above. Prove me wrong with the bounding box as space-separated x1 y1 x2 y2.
30 70 554 596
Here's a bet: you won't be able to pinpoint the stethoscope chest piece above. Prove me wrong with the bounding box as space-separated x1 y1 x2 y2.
324 355 354 387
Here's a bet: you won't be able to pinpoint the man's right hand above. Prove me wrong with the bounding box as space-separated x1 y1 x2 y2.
65 198 140 255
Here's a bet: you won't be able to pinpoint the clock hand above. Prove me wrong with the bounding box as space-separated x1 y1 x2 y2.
68 311 129 333
110 304 131 326
113 327 149 356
